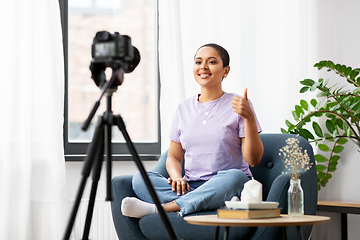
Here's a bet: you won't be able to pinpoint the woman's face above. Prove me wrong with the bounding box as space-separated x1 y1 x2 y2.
193 46 230 89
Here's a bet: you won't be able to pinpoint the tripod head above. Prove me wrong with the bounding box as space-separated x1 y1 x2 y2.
82 67 125 131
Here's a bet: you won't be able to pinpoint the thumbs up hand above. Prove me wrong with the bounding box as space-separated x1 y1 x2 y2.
232 88 254 120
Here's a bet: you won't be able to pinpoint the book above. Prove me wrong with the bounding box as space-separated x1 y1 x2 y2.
217 207 281 219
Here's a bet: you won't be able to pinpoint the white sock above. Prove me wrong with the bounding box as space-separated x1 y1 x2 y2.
121 197 158 218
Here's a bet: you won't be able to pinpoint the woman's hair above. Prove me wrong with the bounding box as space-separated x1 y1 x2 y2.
195 43 230 68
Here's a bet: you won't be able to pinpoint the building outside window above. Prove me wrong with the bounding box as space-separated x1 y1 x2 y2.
60 0 160 160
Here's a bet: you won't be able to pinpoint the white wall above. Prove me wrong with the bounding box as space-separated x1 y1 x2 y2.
311 1 360 239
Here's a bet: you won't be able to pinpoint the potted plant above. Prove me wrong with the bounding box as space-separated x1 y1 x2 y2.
281 60 360 190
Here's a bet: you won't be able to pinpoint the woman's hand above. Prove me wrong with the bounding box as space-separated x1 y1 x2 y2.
167 177 190 196
166 140 189 196
231 88 254 120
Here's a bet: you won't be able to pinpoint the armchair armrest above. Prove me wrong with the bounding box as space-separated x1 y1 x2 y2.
266 174 290 214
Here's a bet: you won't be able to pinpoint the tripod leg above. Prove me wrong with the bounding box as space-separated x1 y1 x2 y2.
63 118 105 240
114 115 180 240
63 176 88 240
82 130 105 240
105 112 113 201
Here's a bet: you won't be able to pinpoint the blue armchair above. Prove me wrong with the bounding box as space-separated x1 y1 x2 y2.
111 133 318 239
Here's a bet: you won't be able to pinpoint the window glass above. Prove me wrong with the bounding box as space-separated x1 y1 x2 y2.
67 0 158 145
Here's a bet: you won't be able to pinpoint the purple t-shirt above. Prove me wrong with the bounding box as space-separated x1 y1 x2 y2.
168 92 262 181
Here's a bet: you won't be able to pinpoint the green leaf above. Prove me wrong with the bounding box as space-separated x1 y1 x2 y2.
295 105 304 116
300 87 310 93
318 144 331 152
298 128 315 140
285 120 292 128
317 91 328 97
337 138 348 145
300 100 309 111
327 61 335 69
312 121 323 137
350 70 359 80
326 119 336 133
315 154 328 162
327 102 338 109
340 64 346 74
314 61 327 70
345 66 352 76
335 64 341 72
333 145 344 153
304 116 311 122
330 155 340 162
285 120 294 131
318 171 326 178
292 110 299 121
314 112 323 117
281 128 288 134
300 79 315 86
316 164 327 172
321 174 332 186
320 180 326 187
310 99 318 108
328 162 338 172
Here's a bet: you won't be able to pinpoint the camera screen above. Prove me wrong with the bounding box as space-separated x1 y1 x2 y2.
94 42 116 57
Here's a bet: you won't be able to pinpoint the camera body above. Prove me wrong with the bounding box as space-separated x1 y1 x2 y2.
90 31 140 88
92 31 134 62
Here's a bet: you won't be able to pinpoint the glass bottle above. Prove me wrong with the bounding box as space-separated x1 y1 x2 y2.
288 178 304 217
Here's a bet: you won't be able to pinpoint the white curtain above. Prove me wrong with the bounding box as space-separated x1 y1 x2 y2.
159 0 318 152
0 1 68 239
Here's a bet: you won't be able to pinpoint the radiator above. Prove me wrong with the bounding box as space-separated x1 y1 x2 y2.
71 199 118 240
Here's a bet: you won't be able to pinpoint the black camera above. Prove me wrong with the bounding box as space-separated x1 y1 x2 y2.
90 31 140 88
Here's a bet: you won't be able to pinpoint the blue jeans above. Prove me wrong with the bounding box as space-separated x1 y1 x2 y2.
132 169 251 216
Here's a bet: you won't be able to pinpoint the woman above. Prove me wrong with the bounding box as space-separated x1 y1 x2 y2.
121 43 263 218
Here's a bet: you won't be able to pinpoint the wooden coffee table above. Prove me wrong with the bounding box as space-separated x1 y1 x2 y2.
184 214 330 240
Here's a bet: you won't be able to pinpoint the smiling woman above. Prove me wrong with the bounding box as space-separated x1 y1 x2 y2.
121 43 263 219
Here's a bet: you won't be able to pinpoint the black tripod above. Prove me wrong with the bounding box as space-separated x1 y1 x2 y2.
63 69 180 240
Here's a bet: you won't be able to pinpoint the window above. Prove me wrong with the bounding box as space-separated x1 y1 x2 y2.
59 0 160 161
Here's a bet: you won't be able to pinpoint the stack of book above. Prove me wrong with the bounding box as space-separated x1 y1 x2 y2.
217 207 281 219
